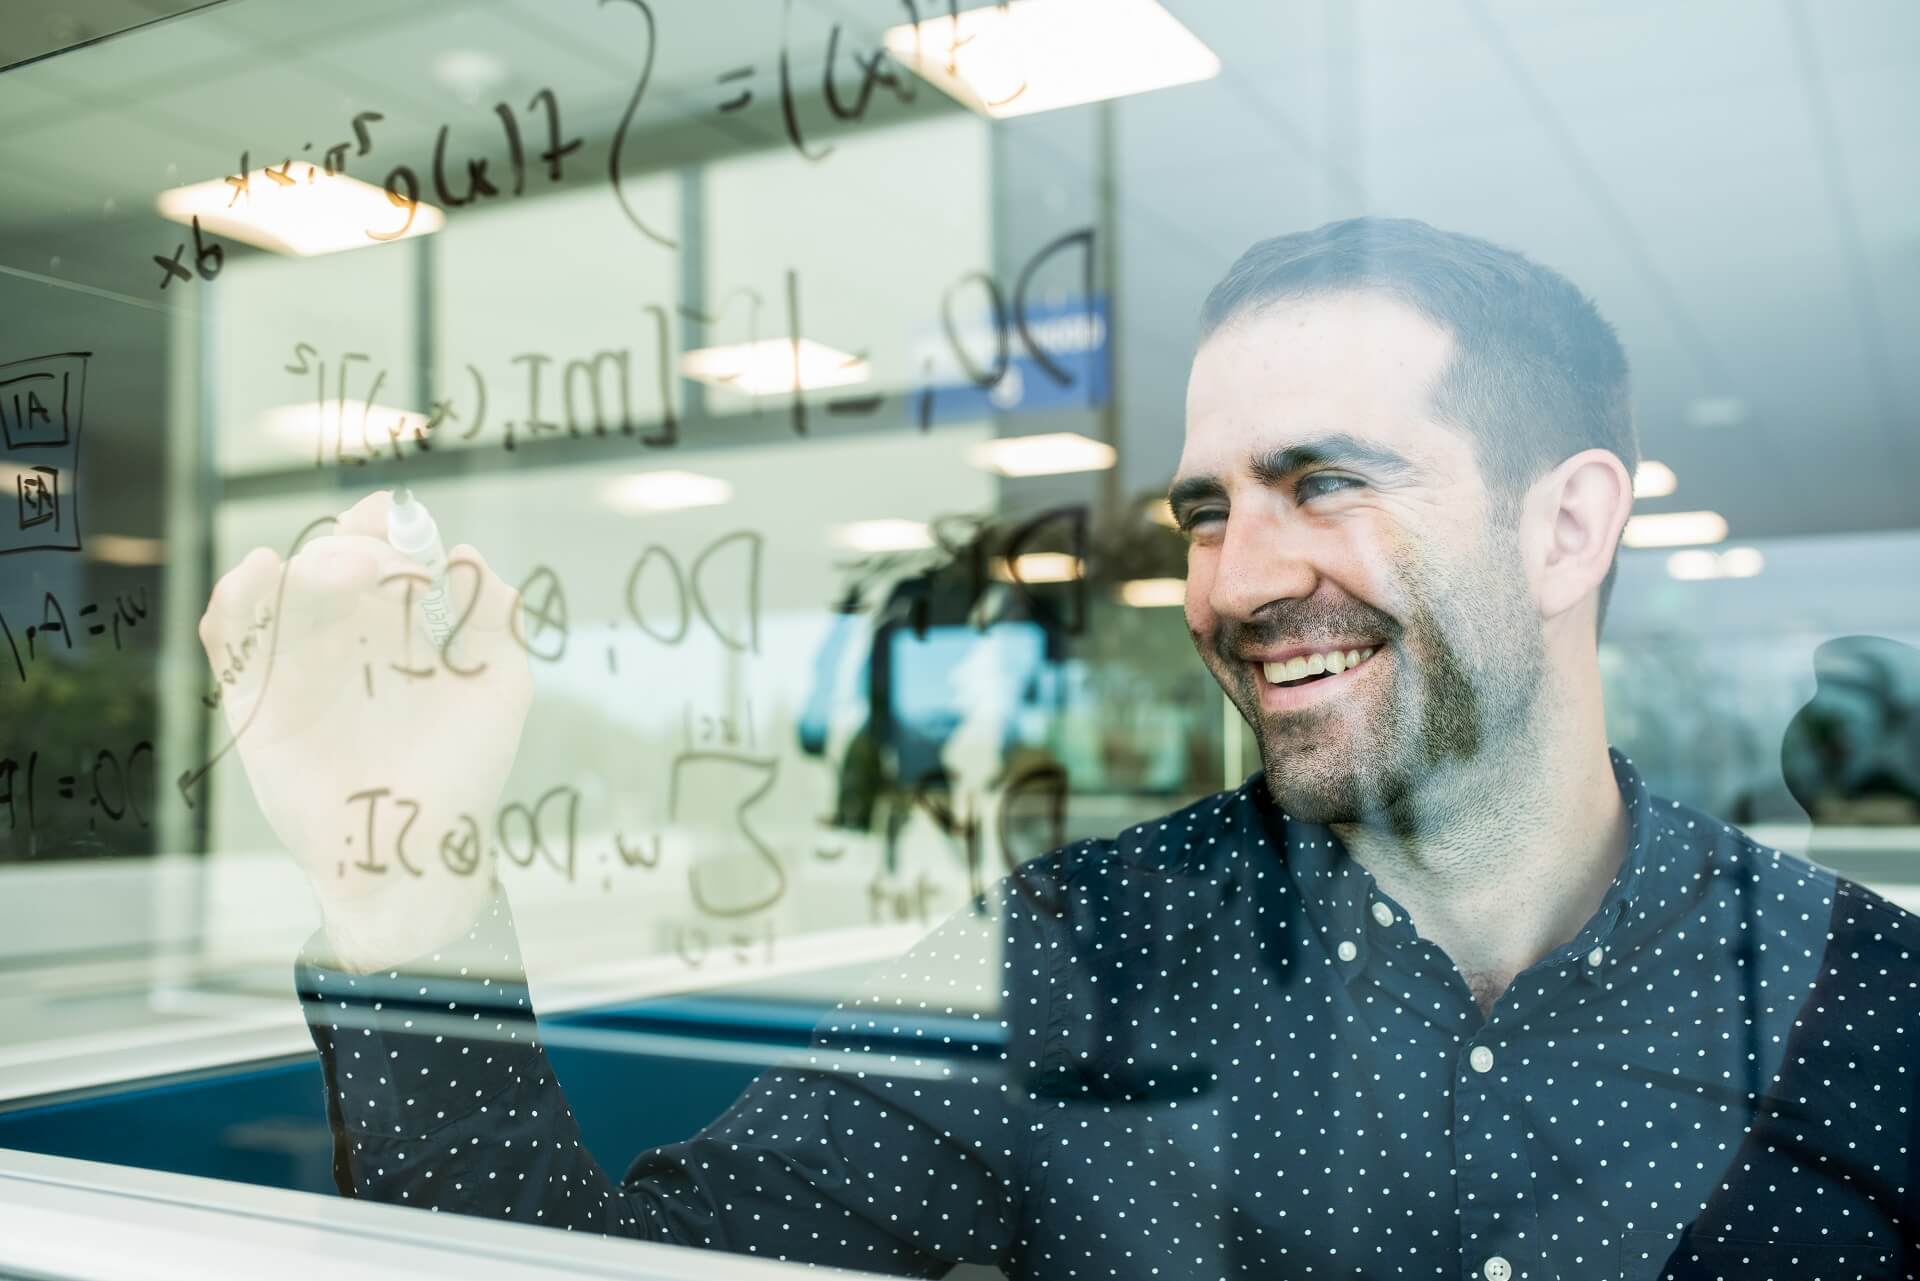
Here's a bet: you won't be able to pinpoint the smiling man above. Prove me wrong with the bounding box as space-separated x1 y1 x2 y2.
1171 230 1639 1020
254 218 1918 1281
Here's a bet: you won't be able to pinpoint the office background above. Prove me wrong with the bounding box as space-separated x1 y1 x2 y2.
0 0 1915 1274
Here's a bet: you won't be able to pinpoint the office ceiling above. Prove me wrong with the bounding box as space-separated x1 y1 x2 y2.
0 0 1913 543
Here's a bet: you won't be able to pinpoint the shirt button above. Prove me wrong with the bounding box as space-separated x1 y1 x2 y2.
1469 1045 1495 1073
1586 946 1604 967
1336 940 1358 962
1370 901 1395 928
1483 1256 1512 1281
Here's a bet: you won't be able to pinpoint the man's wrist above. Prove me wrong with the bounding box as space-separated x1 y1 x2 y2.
312 875 502 976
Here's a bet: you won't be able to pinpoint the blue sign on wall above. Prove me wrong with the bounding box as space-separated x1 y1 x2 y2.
915 295 1109 424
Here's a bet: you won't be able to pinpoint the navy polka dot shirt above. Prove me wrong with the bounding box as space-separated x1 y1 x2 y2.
295 750 1919 1278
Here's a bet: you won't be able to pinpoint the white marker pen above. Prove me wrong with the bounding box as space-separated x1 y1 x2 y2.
387 488 455 650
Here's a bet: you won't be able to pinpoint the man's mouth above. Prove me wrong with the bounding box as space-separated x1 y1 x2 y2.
1258 645 1380 688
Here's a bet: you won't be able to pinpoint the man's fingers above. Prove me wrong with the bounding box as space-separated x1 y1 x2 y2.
445 543 521 636
199 546 283 667
332 489 394 541
277 533 423 635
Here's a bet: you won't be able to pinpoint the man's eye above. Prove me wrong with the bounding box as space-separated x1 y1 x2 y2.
1298 473 1361 501
1179 509 1225 534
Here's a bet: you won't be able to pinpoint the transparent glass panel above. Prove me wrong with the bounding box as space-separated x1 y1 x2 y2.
1 1 1916 1278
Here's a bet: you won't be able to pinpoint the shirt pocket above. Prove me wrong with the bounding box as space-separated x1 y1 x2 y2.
1621 1229 1903 1281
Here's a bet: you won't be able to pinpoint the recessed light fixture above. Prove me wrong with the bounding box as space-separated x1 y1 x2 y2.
1632 460 1676 499
89 534 166 566
1685 397 1748 429
157 169 446 256
883 0 1221 119
969 432 1116 477
991 552 1083 584
601 470 733 514
832 519 934 553
1622 510 1728 549
434 49 509 104
262 400 430 451
1117 577 1184 607
1666 546 1764 581
680 339 870 397
1716 546 1765 578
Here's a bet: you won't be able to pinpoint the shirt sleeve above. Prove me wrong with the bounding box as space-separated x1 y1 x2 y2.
292 873 1060 1275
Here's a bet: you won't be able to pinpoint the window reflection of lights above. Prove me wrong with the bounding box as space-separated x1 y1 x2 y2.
991 553 1083 583
680 339 870 396
1631 460 1676 499
1622 510 1727 548
969 432 1116 477
1118 577 1184 607
90 534 166 566
883 0 1221 120
601 470 733 514
1685 396 1749 429
832 519 933 553
157 171 445 256
263 400 429 450
1666 546 1764 581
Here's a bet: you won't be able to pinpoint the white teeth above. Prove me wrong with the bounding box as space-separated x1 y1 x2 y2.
1261 644 1381 685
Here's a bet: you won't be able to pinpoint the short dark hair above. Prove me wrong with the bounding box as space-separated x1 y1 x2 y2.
1198 217 1639 634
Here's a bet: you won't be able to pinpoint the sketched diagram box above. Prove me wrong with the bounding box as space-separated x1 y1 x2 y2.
0 351 88 555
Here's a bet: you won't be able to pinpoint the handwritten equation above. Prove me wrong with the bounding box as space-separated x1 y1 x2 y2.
149 0 1013 283
1 588 150 685
279 226 1094 468
0 352 89 556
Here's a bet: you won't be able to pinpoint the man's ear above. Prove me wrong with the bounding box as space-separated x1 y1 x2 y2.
1524 449 1633 623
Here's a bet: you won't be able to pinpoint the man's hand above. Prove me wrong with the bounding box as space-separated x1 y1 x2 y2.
198 490 532 973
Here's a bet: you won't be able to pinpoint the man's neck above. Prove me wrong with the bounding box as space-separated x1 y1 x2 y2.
1329 707 1628 1016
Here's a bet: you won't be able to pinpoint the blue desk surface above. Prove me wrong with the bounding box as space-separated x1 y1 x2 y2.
0 995 1003 1197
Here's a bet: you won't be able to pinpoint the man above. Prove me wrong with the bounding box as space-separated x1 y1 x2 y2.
209 218 1917 1278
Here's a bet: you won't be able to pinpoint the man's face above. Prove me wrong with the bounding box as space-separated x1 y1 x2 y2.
1174 292 1547 826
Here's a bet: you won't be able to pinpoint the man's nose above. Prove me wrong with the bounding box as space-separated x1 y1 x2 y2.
1208 508 1318 623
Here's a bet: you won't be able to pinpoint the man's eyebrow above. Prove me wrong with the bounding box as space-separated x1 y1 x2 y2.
1249 434 1416 486
1166 474 1228 518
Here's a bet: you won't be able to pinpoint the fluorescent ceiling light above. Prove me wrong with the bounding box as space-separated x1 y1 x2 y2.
1664 549 1720 581
969 432 1116 477
1117 577 1184 607
883 0 1221 119
1685 396 1748 429
1623 510 1728 549
1632 460 1676 499
992 552 1083 584
1145 497 1178 528
262 400 430 449
89 534 166 566
680 339 870 397
157 169 445 257
832 519 933 553
1666 546 1764 581
601 470 733 514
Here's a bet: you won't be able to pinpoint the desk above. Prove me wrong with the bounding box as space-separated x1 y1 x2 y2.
0 1147 880 1280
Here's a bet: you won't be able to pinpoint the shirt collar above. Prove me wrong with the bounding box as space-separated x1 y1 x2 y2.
1251 747 1660 986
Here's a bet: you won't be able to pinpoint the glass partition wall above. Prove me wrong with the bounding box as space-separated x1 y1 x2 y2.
2 2 1917 1277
